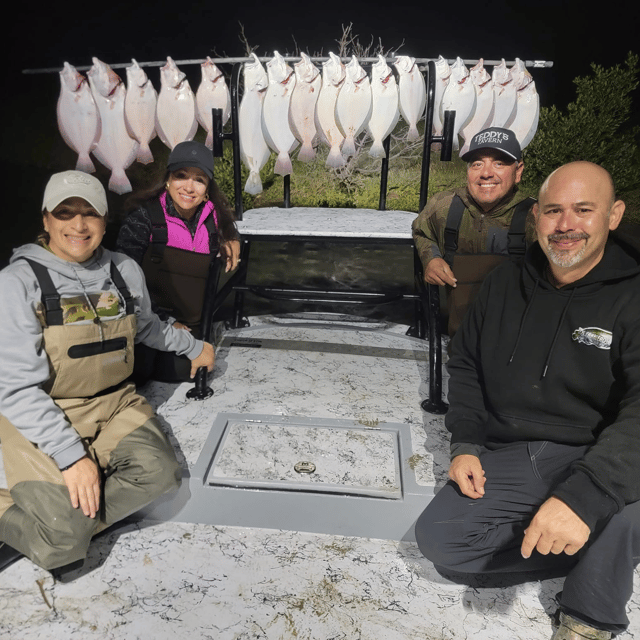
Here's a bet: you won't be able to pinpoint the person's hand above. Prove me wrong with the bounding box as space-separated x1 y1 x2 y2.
448 454 485 499
521 496 590 559
61 456 101 518
221 240 241 272
424 257 457 287
190 341 215 378
172 322 191 331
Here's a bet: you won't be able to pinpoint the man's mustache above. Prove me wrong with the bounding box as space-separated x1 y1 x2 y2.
547 232 590 242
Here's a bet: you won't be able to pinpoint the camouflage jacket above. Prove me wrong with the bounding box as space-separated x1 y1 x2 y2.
411 186 536 267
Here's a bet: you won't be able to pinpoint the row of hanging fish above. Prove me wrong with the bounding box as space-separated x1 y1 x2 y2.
434 56 540 155
240 52 419 194
57 53 539 195
57 57 231 194
239 52 538 194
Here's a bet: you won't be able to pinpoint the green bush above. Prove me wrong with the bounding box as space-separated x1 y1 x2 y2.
523 52 640 194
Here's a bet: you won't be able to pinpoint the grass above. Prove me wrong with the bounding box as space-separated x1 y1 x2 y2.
247 143 640 226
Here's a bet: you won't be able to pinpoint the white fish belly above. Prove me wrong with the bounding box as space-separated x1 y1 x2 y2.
315 84 345 167
510 86 540 149
398 73 426 141
262 87 298 176
196 84 231 148
156 86 198 149
368 86 399 158
124 86 157 164
92 85 138 194
491 84 517 128
57 87 100 173
239 93 271 194
441 84 476 151
289 82 321 162
460 87 494 148
336 81 372 157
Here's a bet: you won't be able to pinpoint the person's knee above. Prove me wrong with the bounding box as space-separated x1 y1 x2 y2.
414 503 460 568
30 524 93 570
414 484 497 571
112 419 182 498
5 485 97 570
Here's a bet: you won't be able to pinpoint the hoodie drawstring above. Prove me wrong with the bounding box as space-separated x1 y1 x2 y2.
541 288 577 378
508 280 577 379
508 278 539 365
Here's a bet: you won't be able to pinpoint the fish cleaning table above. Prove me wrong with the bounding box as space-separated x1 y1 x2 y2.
137 412 434 541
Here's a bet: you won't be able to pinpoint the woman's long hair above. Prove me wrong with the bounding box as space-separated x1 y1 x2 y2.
124 170 238 246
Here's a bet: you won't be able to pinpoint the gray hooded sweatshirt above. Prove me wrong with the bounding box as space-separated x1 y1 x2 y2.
0 243 204 470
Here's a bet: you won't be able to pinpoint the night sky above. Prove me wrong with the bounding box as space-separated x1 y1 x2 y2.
13 0 637 108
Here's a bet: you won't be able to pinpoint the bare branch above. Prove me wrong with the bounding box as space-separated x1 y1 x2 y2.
238 22 257 57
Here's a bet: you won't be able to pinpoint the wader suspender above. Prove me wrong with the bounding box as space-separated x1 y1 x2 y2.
147 200 218 264
23 258 135 326
442 196 536 268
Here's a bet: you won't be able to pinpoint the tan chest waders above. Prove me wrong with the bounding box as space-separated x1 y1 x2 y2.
0 258 180 570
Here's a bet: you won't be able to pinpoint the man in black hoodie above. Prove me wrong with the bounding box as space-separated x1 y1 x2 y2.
415 162 640 639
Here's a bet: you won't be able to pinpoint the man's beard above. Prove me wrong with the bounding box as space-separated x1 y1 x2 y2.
545 232 589 268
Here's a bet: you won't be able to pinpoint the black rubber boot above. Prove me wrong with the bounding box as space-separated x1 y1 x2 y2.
0 542 23 571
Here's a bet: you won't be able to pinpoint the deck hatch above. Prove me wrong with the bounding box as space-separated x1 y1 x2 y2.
205 420 402 499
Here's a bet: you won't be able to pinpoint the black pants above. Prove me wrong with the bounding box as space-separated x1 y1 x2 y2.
132 343 192 385
415 441 640 632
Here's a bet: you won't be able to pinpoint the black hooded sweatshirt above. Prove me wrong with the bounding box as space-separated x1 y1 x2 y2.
446 232 640 530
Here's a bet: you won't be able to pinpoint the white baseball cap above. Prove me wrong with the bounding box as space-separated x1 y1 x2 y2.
42 171 108 216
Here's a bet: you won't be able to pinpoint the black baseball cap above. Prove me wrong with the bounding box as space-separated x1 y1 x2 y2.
460 127 522 162
167 141 214 179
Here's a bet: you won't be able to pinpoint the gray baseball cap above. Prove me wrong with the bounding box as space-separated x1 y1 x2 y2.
42 171 108 216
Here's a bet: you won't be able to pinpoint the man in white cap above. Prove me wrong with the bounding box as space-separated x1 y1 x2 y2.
412 127 535 336
0 171 214 573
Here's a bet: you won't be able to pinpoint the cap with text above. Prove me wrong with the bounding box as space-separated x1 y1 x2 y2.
460 127 522 162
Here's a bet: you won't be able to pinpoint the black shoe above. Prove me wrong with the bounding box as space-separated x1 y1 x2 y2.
0 542 23 571
50 558 85 583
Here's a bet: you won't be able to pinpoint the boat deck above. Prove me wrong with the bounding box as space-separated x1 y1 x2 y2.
1 315 638 639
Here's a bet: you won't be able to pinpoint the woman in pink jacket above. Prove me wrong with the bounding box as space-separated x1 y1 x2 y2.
116 141 240 383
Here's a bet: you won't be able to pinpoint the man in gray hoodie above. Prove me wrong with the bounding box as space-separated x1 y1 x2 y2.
0 171 215 572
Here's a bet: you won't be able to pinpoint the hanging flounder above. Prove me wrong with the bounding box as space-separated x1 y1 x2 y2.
315 52 346 168
336 56 372 157
459 59 495 156
87 58 138 194
239 54 271 194
490 59 517 128
289 53 322 162
124 59 157 164
262 51 298 176
57 62 100 173
368 55 400 158
506 65 539 150
432 56 451 137
156 57 198 149
196 57 231 149
394 55 426 142
441 57 476 151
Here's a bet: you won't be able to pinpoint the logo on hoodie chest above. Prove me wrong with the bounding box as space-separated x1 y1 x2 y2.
571 327 612 350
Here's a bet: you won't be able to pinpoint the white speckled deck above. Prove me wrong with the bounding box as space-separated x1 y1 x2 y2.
1 315 638 640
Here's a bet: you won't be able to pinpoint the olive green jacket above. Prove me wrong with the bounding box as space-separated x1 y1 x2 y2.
411 186 536 267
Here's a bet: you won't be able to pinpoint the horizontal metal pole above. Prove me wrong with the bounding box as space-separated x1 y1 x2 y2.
23 56 553 75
